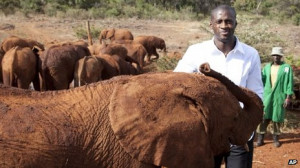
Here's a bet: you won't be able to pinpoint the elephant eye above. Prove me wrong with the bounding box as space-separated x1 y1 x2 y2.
182 95 198 108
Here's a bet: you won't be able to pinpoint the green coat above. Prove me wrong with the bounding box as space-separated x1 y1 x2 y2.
262 62 294 122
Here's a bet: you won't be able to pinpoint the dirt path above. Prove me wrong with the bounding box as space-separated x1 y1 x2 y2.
0 14 211 54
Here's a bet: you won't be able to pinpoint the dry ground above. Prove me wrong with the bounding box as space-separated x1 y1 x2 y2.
1 14 300 168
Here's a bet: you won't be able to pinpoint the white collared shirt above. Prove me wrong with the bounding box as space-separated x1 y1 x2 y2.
174 37 263 99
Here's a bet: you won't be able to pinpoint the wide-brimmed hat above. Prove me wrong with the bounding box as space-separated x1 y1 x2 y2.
271 47 284 56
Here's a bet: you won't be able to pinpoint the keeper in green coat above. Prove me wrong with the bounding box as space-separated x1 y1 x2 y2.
256 47 294 148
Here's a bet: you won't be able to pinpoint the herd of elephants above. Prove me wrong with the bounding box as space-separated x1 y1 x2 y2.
0 28 167 90
0 28 263 167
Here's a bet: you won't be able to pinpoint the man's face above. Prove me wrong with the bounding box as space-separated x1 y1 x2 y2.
210 9 237 43
272 55 282 64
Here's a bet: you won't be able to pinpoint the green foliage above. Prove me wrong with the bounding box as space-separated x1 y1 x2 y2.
62 8 89 19
20 0 45 14
0 0 231 20
233 0 257 12
292 13 300 26
73 25 101 40
235 0 300 25
0 0 298 22
0 0 20 15
43 2 66 16
285 55 300 68
156 55 181 72
235 14 284 64
281 111 300 132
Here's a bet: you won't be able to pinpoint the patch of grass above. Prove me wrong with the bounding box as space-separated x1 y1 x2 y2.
73 25 101 40
156 54 181 72
282 111 300 133
235 14 284 64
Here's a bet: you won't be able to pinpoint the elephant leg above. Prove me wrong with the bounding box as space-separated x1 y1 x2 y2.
2 70 10 86
153 49 159 60
73 78 79 87
17 78 30 89
54 80 70 90
32 73 41 91
145 54 151 63
48 68 70 90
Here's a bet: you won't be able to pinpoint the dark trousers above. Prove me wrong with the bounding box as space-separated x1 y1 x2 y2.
214 138 254 168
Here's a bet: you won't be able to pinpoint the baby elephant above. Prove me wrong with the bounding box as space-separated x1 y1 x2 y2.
74 56 104 87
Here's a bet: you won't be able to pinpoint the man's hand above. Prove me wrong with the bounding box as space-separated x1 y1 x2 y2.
283 98 291 108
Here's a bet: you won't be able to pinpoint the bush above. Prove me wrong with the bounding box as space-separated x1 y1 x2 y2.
156 54 181 72
74 25 101 40
234 0 257 12
62 8 90 19
20 0 45 14
0 0 20 15
235 14 284 64
292 13 300 26
87 7 106 19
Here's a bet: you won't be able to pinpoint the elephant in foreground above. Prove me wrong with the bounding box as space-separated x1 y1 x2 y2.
1 46 39 90
99 28 134 44
0 50 4 83
0 63 263 168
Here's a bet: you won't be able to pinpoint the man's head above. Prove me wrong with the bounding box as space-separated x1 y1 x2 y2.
271 47 284 64
210 5 237 43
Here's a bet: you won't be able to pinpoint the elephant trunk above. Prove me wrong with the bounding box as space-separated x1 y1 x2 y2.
199 63 261 107
199 63 263 144
99 34 103 44
163 45 167 52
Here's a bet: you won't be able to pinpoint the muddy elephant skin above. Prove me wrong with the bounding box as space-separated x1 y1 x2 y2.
111 41 147 68
0 68 263 168
0 35 45 52
0 36 44 83
74 56 104 87
134 35 166 62
40 44 91 90
95 54 120 80
1 46 39 89
99 28 134 44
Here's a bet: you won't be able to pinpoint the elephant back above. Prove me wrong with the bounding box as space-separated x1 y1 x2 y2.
40 44 90 90
96 54 120 80
1 36 28 52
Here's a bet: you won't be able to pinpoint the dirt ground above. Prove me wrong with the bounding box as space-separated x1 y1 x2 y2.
1 14 300 168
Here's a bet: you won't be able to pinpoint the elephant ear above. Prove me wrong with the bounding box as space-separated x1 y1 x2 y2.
109 72 214 167
106 29 115 39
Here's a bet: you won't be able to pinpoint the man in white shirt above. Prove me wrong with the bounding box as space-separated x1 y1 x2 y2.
174 4 263 168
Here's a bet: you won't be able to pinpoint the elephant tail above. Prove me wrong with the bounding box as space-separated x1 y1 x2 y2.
199 63 263 110
79 56 88 86
10 47 19 86
32 47 41 91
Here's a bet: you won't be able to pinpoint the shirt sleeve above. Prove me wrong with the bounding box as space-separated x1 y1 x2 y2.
261 66 267 87
246 53 264 100
285 65 294 95
173 46 198 73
